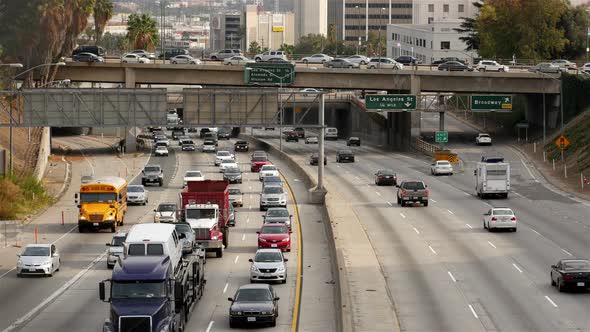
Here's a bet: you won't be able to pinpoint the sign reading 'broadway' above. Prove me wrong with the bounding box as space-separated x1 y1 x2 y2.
471 95 513 111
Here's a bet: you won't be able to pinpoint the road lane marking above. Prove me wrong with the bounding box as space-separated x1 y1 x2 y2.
531 229 541 235
223 283 229 294
544 296 558 308
447 209 454 215
521 159 539 182
375 191 381 196
336 165 341 168
561 249 573 256
448 271 457 282
246 218 250 224
466 224 473 229
242 234 246 241
294 179 300 182
205 321 214 332
234 256 240 264
430 199 437 203
512 263 523 273
387 201 393 207
463 192 471 196
413 227 420 234
429 246 437 254
249 205 252 210
468 305 479 319
487 241 496 249
400 213 406 219
0 267 16 279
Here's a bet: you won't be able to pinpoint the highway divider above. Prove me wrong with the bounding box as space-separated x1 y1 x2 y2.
241 134 399 332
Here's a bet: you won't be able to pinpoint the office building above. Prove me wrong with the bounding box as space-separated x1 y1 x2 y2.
209 12 244 50
244 5 295 49
412 0 479 24
294 0 328 40
386 19 477 64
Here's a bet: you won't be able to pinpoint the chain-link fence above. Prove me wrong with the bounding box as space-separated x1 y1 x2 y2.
0 220 23 249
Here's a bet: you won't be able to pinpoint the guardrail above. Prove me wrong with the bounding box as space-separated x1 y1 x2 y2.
415 137 439 156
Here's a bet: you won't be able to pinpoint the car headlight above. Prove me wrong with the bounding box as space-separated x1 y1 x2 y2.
79 215 86 220
42 261 52 267
211 235 218 240
231 311 243 316
17 260 23 266
282 238 290 242
154 214 160 221
276 265 285 272
251 265 259 272
261 311 271 315
106 215 116 221
259 238 267 242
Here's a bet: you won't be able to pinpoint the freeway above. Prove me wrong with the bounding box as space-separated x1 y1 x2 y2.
0 132 336 331
252 122 590 331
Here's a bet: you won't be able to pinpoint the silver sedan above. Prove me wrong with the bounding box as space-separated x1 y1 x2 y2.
170 55 202 65
224 55 255 66
324 58 359 69
17 244 61 277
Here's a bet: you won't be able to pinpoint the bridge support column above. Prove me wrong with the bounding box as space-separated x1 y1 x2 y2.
310 93 327 204
439 112 445 131
125 68 136 88
410 74 421 146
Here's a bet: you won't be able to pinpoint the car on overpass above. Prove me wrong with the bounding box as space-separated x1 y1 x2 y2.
130 49 156 60
72 52 104 63
395 55 422 65
265 57 292 64
475 60 509 72
300 88 321 96
529 62 564 73
367 57 403 70
284 131 299 142
121 53 151 64
551 59 577 70
224 55 255 65
170 54 202 65
324 58 359 69
432 57 465 65
302 53 333 64
210 49 242 60
438 61 470 72
345 55 370 65
254 50 287 62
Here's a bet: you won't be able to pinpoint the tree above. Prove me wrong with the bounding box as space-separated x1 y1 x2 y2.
558 6 590 60
454 1 484 51
126 13 159 51
293 34 326 55
94 0 114 44
279 43 295 56
248 41 262 56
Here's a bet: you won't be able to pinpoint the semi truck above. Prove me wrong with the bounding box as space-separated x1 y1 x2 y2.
179 180 230 258
474 156 511 199
100 251 206 332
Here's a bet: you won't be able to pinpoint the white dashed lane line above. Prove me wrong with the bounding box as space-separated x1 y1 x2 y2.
487 241 497 249
400 213 406 219
206 321 214 332
413 227 420 234
561 249 573 256
468 305 479 319
375 191 381 196
223 283 229 294
242 234 246 241
466 224 473 229
447 209 454 215
448 271 457 282
387 201 393 207
512 263 523 273
544 296 558 308
429 245 437 254
234 256 240 264
430 199 437 203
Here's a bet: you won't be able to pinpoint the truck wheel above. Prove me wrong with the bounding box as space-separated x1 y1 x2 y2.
401 201 406 207
270 318 277 327
423 201 429 207
216 248 223 258
159 180 163 187
141 180 146 186
111 225 116 233
78 225 85 233
223 228 229 248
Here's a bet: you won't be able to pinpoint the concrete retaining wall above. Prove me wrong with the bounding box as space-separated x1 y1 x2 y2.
33 127 51 181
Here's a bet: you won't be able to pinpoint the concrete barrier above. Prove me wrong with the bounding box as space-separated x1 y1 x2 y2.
33 127 51 181
242 134 399 332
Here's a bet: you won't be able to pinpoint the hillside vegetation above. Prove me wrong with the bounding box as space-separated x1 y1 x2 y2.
544 109 590 174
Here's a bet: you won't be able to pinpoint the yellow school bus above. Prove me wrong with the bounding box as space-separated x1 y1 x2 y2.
75 176 127 233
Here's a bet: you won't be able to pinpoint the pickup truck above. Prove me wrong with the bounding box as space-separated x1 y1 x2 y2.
396 180 429 207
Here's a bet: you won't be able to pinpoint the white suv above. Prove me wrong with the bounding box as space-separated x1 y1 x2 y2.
255 50 287 62
476 60 508 72
475 133 492 145
210 49 242 60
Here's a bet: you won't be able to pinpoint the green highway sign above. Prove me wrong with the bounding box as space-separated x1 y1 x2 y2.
435 131 448 143
244 63 295 85
365 94 417 110
471 95 512 111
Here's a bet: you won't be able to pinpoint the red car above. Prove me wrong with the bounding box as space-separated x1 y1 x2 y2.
251 155 270 172
257 224 291 252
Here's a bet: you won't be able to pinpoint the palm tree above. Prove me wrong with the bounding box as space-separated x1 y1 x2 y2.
94 0 114 44
126 14 159 51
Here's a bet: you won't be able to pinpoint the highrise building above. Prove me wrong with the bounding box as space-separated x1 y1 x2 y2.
412 0 479 24
244 5 295 49
209 12 244 50
294 0 328 40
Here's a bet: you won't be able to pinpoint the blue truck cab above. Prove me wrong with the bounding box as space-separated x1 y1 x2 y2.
100 254 205 332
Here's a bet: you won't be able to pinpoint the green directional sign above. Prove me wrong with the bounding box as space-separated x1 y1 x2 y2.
244 63 295 85
471 95 512 111
435 131 448 143
365 94 417 110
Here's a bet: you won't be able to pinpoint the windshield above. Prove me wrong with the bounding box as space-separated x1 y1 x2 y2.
229 188 241 195
22 246 49 256
264 177 281 182
379 169 395 176
402 182 425 190
157 204 176 212
186 209 216 219
339 150 353 154
255 252 283 262
218 151 230 156
261 226 287 234
493 209 514 216
221 159 235 164
128 186 144 193
128 243 163 256
563 261 590 270
267 209 289 217
225 168 240 174
252 157 267 162
264 187 284 194
112 281 167 299
262 166 276 171
175 224 192 234
144 167 160 173
185 171 202 178
437 161 451 166
111 236 126 246
235 289 272 302
236 141 247 145
156 146 167 150
80 192 117 203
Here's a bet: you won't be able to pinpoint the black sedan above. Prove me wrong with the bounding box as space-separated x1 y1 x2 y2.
438 61 470 72
72 52 103 63
223 167 243 184
336 149 355 163
395 55 421 65
374 169 397 186
551 259 590 292
432 57 465 65
228 284 279 327
309 153 327 166
347 137 361 146
218 128 231 140
234 140 249 152
284 131 299 142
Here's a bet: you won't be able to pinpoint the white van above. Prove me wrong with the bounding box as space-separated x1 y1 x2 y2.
124 223 183 271
325 127 338 140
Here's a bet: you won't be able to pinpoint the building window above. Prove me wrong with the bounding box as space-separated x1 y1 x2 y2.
428 17 434 24
458 4 464 12
440 41 450 50
428 4 434 12
443 4 449 12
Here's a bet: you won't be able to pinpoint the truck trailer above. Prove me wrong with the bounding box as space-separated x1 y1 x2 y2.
475 156 511 199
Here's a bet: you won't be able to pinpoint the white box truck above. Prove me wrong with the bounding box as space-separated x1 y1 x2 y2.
475 156 510 199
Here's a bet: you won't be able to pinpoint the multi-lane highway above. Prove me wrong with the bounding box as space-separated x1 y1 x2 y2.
0 132 336 331
252 120 590 331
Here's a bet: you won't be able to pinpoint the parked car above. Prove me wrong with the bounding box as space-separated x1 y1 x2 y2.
127 185 149 205
229 188 243 207
551 59 577 70
106 231 128 268
130 49 156 59
347 137 360 146
16 244 60 277
257 223 291 251
396 180 429 207
529 63 564 73
438 61 470 71
154 145 169 156
476 133 492 145
254 50 287 62
368 57 404 70
324 58 359 69
263 207 292 230
174 222 196 254
550 259 590 292
309 152 327 166
72 52 104 63
121 53 150 64
431 160 454 176
210 49 242 60
224 55 255 65
395 55 421 65
234 140 249 152
170 54 202 65
249 249 288 284
228 284 280 328
476 60 508 72
336 149 355 163
374 169 397 186
305 136 318 144
302 54 333 64
345 55 370 65
483 207 517 232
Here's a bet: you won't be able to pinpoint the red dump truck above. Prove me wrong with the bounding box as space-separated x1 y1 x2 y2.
179 180 230 258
